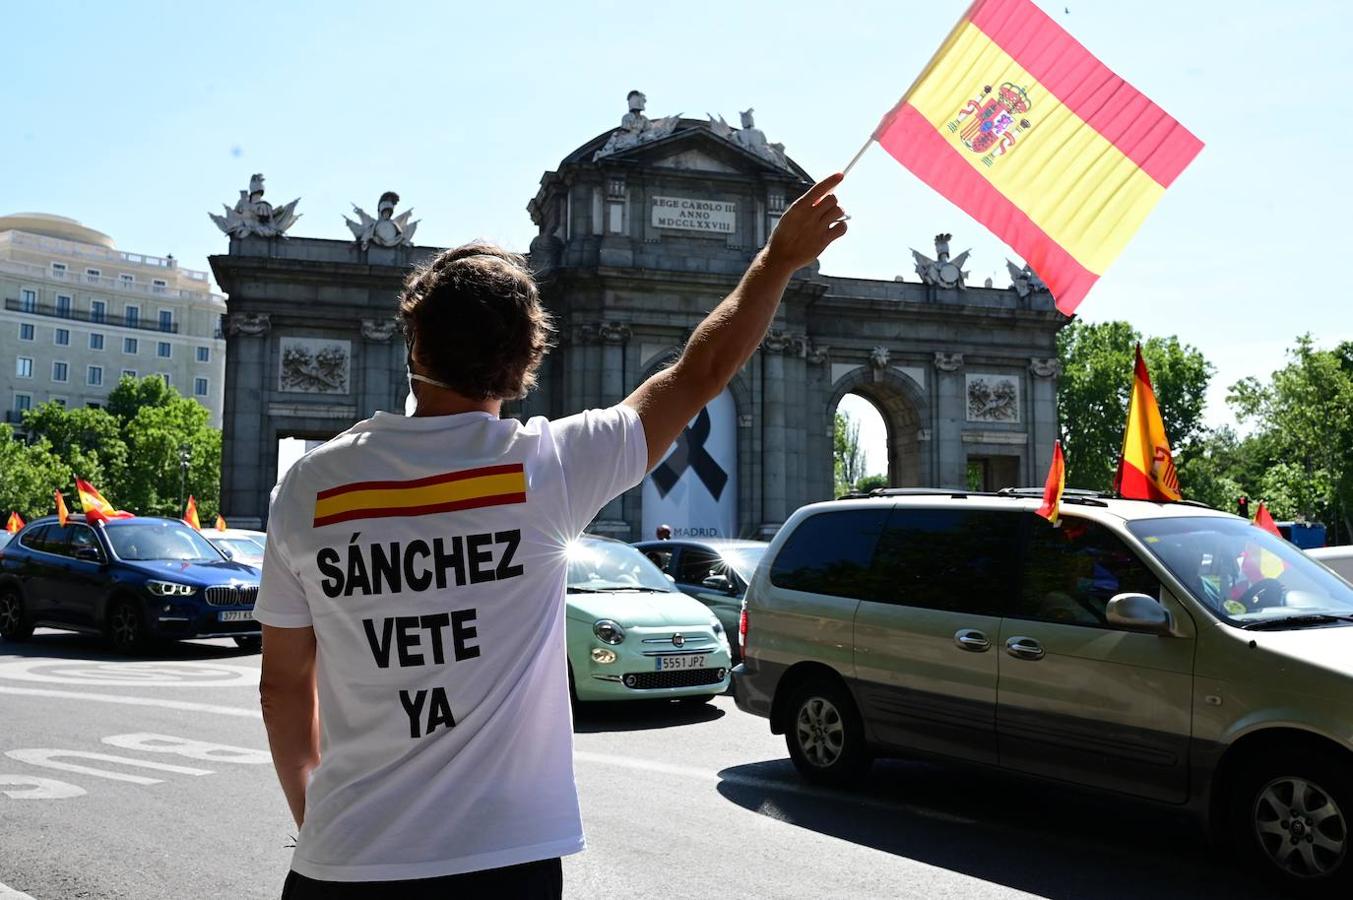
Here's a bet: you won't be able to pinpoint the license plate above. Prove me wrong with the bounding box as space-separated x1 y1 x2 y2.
218 610 255 622
655 654 706 672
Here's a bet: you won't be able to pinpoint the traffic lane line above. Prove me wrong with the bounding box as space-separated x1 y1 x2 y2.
0 686 262 718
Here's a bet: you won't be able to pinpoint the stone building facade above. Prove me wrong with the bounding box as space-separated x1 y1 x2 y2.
211 102 1066 534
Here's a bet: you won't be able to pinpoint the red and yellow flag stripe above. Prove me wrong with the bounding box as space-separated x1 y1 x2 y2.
1114 347 1181 502
313 464 528 528
875 0 1202 314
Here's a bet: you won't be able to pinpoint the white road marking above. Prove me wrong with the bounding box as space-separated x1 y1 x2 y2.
0 659 258 687
4 749 213 785
0 775 86 800
0 686 261 718
0 880 36 899
101 733 271 764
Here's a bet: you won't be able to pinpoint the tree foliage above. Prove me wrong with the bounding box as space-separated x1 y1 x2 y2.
1056 320 1213 491
833 411 865 497
7 375 222 521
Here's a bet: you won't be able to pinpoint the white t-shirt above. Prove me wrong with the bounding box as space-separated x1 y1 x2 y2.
254 405 648 882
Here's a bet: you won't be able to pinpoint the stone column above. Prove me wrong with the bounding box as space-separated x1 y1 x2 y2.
592 322 632 538
933 352 966 489
221 313 271 529
1028 357 1061 484
360 317 400 416
759 330 792 537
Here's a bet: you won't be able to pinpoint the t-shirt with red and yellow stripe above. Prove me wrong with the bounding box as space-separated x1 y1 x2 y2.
254 405 647 882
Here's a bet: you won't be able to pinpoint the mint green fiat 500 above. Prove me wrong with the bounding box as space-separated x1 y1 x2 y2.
566 535 732 703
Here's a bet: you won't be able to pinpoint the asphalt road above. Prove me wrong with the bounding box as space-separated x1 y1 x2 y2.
0 631 1288 900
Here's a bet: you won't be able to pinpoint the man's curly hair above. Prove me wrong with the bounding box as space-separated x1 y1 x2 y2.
398 242 555 401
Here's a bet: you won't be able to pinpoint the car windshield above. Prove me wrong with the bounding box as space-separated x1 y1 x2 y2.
720 545 766 582
567 540 674 593
107 521 224 562
1128 517 1353 628
211 537 264 564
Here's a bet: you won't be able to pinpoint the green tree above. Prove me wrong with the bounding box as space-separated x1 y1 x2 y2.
21 403 128 492
1057 320 1213 491
833 411 865 497
0 426 70 520
855 473 889 493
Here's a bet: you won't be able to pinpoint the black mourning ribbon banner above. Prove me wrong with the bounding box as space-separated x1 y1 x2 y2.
651 408 729 501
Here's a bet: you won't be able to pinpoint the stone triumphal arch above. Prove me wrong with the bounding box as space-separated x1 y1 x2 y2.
211 94 1065 536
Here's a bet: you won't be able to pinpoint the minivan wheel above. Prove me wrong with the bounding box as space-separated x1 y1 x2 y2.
0 589 34 642
784 679 871 787
1230 751 1353 894
108 599 147 654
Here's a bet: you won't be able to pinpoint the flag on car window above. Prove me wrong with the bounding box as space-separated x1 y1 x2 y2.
1035 440 1065 525
1114 346 1181 502
867 0 1202 314
215 514 228 531
54 490 69 527
183 495 201 530
5 512 22 534
75 478 134 524
1253 502 1282 538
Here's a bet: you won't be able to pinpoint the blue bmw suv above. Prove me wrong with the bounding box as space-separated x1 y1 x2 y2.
0 514 261 653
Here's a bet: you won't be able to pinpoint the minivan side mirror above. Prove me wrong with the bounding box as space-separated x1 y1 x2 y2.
73 547 103 563
1105 593 1172 635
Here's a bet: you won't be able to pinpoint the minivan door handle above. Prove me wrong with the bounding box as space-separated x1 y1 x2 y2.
953 629 991 652
1005 636 1045 661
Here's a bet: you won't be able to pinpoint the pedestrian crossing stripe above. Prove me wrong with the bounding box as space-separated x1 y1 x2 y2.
313 464 527 527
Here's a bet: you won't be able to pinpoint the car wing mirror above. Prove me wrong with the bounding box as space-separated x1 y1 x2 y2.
1105 593 1173 635
701 574 733 592
73 547 103 562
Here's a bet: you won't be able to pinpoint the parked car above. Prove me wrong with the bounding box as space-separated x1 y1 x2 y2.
205 528 268 568
0 514 262 653
1309 545 1353 584
734 489 1353 894
633 538 767 661
567 535 732 703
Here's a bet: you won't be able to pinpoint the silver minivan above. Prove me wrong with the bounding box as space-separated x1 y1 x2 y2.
734 491 1353 894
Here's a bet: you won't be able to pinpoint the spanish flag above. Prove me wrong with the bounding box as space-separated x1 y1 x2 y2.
215 514 228 532
1035 440 1065 525
183 495 201 530
869 0 1202 314
314 464 527 528
55 490 69 527
75 478 134 524
1114 346 1181 502
1253 502 1282 538
5 512 22 535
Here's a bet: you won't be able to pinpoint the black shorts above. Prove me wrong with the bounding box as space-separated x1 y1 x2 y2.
280 857 563 899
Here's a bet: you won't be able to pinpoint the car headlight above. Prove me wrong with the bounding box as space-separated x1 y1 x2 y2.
146 580 196 597
593 619 626 644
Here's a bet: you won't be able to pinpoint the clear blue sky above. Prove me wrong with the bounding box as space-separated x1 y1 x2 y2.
6 0 1350 472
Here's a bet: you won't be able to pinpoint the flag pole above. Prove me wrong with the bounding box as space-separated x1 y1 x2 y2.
842 137 873 177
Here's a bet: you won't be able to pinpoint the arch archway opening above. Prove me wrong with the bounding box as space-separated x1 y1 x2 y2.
826 372 926 496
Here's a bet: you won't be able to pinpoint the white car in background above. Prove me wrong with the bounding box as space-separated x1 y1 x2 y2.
1309 545 1353 584
205 529 267 568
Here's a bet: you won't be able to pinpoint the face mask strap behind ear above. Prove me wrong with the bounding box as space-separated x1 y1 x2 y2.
409 372 456 390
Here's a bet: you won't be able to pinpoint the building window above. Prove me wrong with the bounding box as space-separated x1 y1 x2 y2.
19 323 34 342
152 279 167 295
123 337 138 354
158 373 171 387
52 361 69 383
157 341 171 359
87 366 103 386
90 299 107 323
89 332 105 351
14 394 32 413
85 268 101 283
196 346 210 363
124 305 139 328
119 274 134 288
194 377 208 397
121 369 137 380
56 295 72 318
51 262 67 279
54 328 70 346
16 357 33 379
158 309 173 332
51 397 66 408
20 289 37 313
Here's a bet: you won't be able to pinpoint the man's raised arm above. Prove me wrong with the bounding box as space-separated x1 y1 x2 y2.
624 173 849 470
